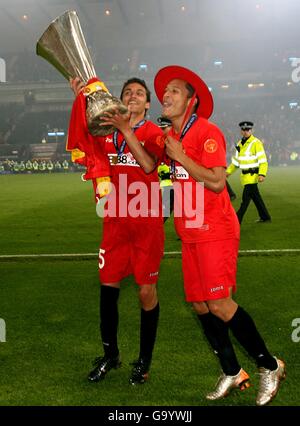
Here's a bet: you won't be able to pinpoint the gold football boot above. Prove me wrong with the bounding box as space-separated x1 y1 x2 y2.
206 368 250 400
256 358 286 406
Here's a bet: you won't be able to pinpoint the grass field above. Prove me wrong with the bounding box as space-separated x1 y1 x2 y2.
0 167 300 406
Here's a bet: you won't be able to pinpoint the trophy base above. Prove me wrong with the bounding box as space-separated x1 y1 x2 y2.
86 91 128 136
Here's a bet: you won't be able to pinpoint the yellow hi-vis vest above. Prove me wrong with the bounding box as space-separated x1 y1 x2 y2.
226 135 268 186
158 163 173 188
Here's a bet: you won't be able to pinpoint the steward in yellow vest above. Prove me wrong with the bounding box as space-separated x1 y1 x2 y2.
158 162 172 188
156 117 174 222
226 121 271 224
157 162 174 222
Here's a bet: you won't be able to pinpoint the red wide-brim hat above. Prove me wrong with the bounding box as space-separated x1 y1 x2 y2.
154 65 214 119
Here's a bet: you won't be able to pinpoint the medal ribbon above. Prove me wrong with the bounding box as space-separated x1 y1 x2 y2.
113 119 146 157
170 113 198 178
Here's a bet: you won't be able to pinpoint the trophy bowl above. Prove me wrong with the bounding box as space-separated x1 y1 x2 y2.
86 90 128 136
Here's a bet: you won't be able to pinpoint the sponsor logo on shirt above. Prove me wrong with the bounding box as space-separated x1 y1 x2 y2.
108 153 140 167
175 166 189 179
105 137 113 143
204 139 218 153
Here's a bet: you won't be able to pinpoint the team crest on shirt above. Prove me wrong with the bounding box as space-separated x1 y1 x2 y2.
204 139 218 153
155 135 166 148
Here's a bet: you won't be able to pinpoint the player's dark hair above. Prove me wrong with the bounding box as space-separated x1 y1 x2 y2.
120 78 151 102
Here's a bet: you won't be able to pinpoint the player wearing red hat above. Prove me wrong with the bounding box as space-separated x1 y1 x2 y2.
151 65 285 405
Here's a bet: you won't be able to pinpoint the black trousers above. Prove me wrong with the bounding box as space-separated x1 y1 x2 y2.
226 181 236 200
237 183 271 224
161 186 174 223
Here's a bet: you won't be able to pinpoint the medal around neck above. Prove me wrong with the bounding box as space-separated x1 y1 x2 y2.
36 10 127 136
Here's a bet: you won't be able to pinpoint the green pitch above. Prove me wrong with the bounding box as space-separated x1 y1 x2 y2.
0 168 299 406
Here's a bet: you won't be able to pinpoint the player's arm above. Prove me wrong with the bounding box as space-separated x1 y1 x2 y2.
100 109 158 173
68 77 110 198
69 77 85 95
165 134 226 193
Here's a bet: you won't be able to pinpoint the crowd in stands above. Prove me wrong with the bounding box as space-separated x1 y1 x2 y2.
0 97 299 170
213 97 300 166
0 106 68 146
1 49 300 169
0 158 85 175
2 42 297 84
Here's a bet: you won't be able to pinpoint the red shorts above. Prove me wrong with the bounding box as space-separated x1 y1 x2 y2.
181 238 239 302
99 220 164 285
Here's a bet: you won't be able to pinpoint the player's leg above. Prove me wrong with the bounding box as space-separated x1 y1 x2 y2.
88 282 122 382
209 297 285 405
206 235 285 405
129 221 164 384
129 284 159 385
226 305 285 405
182 242 249 400
88 222 130 382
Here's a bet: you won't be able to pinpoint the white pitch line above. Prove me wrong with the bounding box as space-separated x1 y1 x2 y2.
0 253 96 259
1 249 300 260
238 249 300 253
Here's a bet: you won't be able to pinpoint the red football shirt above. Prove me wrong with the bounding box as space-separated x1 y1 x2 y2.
173 117 239 242
89 121 164 223
145 117 240 242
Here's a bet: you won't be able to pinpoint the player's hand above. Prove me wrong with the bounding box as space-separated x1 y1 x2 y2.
258 175 265 183
165 135 185 163
100 108 131 134
69 77 85 97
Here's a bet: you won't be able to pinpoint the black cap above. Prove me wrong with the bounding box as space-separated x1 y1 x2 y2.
239 121 254 130
157 116 172 128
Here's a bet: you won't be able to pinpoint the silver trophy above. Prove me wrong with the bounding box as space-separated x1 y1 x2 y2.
36 10 127 136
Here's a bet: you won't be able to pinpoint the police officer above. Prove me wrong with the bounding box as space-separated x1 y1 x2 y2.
227 121 271 224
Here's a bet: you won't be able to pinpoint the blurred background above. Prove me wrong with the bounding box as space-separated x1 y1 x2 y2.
0 0 300 172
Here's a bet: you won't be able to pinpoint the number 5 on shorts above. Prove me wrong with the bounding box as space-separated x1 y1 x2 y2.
98 248 106 269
